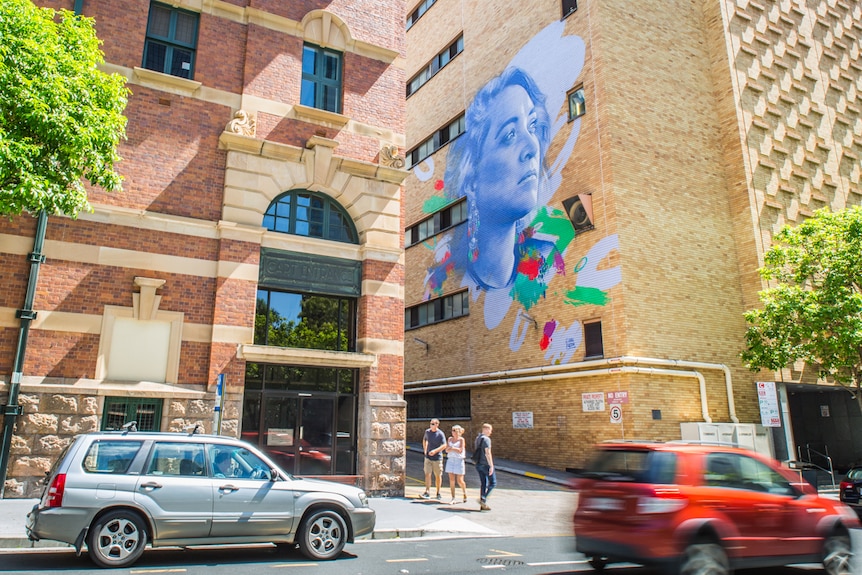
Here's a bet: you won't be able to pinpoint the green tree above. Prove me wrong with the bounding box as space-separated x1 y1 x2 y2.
742 206 862 398
0 0 128 217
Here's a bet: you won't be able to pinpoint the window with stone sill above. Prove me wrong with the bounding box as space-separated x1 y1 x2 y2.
143 2 199 80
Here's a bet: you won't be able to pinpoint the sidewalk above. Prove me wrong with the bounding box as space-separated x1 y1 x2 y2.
0 452 577 549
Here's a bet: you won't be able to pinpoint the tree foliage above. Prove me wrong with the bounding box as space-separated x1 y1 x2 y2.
255 296 348 351
742 206 862 390
0 0 128 218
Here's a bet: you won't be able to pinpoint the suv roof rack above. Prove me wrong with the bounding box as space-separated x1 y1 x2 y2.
121 421 138 433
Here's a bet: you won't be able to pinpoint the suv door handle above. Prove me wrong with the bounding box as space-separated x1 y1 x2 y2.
218 484 239 493
139 481 162 490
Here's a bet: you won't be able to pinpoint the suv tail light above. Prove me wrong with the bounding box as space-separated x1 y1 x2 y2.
637 487 688 514
840 481 851 491
46 473 66 508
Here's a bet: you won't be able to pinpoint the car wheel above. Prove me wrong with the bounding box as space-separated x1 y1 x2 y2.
297 509 347 560
822 531 852 575
588 555 608 571
679 542 729 575
87 509 148 568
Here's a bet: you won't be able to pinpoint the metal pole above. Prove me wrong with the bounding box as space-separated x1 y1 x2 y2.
0 211 47 498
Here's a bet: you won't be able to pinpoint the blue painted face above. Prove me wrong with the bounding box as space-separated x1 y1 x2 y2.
475 85 541 225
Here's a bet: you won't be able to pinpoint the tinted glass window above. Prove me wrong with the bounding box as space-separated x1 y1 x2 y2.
82 440 144 474
583 449 677 484
846 468 862 480
147 442 206 476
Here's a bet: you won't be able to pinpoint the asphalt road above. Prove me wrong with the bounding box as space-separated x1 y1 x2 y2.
0 451 840 575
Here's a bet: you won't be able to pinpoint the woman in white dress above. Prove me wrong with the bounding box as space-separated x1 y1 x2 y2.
444 425 467 504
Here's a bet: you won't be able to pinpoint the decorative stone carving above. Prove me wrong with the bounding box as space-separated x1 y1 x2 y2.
226 109 256 137
134 277 165 321
380 144 405 168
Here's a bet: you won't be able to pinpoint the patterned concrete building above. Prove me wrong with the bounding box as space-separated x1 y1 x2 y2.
0 0 407 498
403 0 862 472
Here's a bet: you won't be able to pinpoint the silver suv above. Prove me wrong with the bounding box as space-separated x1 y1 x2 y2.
26 429 375 568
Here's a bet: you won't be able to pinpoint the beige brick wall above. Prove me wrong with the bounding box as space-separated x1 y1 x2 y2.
404 0 859 471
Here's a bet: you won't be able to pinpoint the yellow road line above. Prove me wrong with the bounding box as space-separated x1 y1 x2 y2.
524 471 546 480
487 549 522 557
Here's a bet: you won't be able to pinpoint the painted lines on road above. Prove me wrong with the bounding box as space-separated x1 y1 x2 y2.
486 549 522 558
270 563 319 568
386 557 429 563
130 570 187 574
527 560 589 567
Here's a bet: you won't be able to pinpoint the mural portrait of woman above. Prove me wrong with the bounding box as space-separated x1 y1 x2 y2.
447 67 552 291
417 21 621 364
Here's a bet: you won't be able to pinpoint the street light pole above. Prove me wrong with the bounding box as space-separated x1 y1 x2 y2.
0 210 47 498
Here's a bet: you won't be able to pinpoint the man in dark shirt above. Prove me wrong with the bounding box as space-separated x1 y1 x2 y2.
474 423 496 510
422 418 446 499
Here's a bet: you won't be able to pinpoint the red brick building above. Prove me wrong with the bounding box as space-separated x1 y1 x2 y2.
0 0 407 497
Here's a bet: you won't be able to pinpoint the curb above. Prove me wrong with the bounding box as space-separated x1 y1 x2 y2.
406 445 575 487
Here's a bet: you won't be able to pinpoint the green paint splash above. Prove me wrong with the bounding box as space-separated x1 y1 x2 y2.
423 195 450 214
564 286 610 307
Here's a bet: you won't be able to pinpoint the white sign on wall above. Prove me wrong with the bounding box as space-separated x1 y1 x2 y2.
582 392 605 412
610 405 622 424
756 381 781 427
512 411 534 429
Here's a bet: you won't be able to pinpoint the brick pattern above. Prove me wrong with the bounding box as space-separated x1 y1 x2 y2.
1 0 405 498
402 0 858 474
723 0 862 233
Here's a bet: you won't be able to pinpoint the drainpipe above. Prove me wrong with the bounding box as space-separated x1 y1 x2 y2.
406 366 712 424
405 355 738 423
0 211 47 498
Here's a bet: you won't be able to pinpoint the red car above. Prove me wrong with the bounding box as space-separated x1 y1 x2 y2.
573 441 858 574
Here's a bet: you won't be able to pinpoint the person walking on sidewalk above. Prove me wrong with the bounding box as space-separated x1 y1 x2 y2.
474 423 496 510
422 418 446 499
444 425 467 504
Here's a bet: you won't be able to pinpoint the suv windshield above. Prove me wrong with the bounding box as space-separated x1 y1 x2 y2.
582 448 677 483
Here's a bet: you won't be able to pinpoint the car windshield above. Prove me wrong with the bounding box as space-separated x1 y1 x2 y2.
846 468 862 481
582 448 677 483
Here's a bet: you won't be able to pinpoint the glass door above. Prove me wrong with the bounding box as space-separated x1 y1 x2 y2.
258 395 336 475
297 397 335 475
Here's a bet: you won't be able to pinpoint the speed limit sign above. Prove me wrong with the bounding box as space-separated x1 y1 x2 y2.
610 405 622 424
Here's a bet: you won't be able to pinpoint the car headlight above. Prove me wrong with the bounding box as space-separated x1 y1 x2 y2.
357 491 368 507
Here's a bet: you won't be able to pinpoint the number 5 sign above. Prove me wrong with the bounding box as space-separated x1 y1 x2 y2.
610 405 622 424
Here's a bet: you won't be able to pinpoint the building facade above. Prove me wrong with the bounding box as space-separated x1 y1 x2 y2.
403 0 862 472
1 0 407 498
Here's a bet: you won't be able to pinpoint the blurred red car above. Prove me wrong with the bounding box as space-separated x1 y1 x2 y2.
573 441 858 575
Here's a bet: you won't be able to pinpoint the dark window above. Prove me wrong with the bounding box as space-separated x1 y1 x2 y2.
143 2 199 79
102 397 162 431
568 86 586 121
301 44 343 113
584 320 603 358
407 390 470 419
407 35 463 97
263 191 357 243
562 0 578 18
405 290 469 329
407 114 465 168
406 0 437 30
584 449 677 484
406 199 467 246
256 289 356 352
